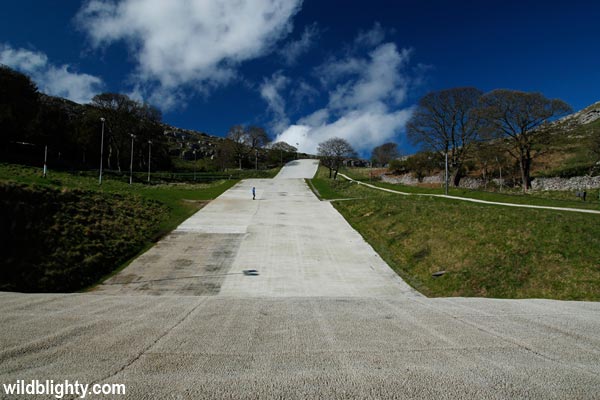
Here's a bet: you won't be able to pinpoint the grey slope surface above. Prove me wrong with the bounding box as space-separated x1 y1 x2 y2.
96 159 417 297
1 159 599 399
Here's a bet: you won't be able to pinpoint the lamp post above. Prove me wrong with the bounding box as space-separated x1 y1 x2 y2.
444 149 449 196
193 150 197 181
129 134 136 185
147 140 152 183
99 117 105 185
43 145 48 178
296 143 299 160
496 156 503 191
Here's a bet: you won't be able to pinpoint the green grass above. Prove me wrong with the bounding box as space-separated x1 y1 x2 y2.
0 163 238 292
310 167 600 301
340 167 600 210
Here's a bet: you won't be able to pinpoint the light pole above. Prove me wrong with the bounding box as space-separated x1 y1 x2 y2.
99 117 105 185
496 156 503 191
193 150 197 181
43 145 48 178
255 149 258 170
129 134 136 185
296 143 299 160
444 150 449 196
147 140 152 183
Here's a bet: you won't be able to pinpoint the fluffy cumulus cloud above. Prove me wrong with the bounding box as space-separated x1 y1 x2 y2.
76 0 302 109
0 44 103 104
272 25 417 156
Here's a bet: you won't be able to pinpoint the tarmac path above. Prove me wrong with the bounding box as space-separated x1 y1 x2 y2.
1 159 599 399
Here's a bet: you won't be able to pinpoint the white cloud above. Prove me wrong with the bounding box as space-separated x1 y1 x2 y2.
0 44 103 104
354 22 386 48
76 0 303 109
328 44 411 111
274 37 417 156
297 108 329 126
277 106 414 155
314 56 365 86
279 23 319 65
259 71 290 134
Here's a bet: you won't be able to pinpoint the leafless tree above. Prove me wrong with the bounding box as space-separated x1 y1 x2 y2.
371 142 400 167
407 87 483 186
478 90 572 190
317 137 357 179
226 125 248 169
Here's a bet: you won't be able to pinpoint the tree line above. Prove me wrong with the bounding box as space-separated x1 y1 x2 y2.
367 88 579 191
406 87 574 190
1 65 172 171
1 65 302 174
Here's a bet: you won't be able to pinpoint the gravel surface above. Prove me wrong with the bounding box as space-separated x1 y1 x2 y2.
1 160 599 399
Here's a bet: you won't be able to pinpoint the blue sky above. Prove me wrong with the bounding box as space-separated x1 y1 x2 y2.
1 1 599 156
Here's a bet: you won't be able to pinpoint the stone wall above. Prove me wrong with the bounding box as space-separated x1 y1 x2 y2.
381 172 600 192
531 176 600 191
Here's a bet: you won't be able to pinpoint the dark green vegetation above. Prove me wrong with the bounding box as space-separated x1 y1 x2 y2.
310 167 600 300
0 163 239 292
1 66 298 175
0 66 289 293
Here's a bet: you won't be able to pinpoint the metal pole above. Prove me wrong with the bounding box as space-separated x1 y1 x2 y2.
147 140 152 183
255 149 258 170
129 134 135 185
193 150 197 181
496 156 503 191
444 150 449 195
43 145 48 178
99 118 105 185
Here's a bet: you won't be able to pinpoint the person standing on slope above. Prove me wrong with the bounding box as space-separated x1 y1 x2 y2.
252 186 256 200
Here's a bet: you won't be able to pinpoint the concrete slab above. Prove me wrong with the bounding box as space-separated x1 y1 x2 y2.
1 294 599 399
95 159 418 298
1 160 599 399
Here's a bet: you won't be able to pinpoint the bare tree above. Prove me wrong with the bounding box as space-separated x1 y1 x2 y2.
270 141 297 166
226 125 248 169
407 87 483 186
478 90 572 190
317 137 357 179
371 142 400 167
91 93 164 172
246 126 270 150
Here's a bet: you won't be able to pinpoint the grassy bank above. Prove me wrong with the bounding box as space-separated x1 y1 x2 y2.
341 167 600 210
0 163 238 292
310 167 600 300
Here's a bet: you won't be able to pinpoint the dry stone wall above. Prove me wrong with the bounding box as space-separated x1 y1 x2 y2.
381 173 600 192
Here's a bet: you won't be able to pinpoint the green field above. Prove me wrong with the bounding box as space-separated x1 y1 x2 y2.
0 163 245 292
310 167 600 301
341 167 600 210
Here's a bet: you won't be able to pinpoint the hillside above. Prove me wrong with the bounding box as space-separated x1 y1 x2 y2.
39 93 225 162
534 101 600 178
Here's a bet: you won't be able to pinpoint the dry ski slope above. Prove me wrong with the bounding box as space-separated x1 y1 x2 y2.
1 160 599 399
